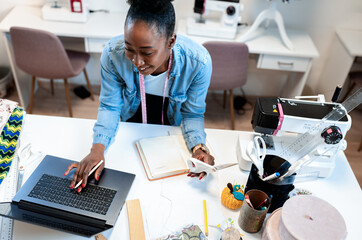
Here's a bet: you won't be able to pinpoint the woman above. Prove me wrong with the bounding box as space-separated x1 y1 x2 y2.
64 0 214 191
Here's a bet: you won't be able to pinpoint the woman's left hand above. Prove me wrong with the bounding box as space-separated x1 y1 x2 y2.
188 149 215 180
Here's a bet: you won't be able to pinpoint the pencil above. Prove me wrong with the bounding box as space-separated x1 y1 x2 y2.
203 199 208 236
75 160 104 189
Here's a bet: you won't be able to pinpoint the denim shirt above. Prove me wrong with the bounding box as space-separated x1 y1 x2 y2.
93 34 212 150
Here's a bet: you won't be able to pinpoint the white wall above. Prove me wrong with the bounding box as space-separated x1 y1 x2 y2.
1 0 362 96
0 0 41 66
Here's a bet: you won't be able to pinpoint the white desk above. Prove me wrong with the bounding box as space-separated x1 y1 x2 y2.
12 114 362 240
177 19 319 99
318 28 362 100
0 5 319 108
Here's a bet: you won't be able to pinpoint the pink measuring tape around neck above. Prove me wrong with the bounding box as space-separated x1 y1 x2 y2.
138 49 173 124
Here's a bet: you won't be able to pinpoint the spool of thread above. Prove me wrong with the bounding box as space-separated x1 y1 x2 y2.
261 208 282 240
261 195 347 240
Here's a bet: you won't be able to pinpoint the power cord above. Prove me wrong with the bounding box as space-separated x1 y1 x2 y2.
89 9 109 13
233 87 253 115
238 22 248 27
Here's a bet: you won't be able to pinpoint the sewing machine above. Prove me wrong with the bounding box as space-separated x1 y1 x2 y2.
187 0 242 39
42 0 89 23
237 96 352 178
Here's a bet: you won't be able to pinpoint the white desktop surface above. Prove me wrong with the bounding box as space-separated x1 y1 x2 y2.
177 19 319 58
0 5 124 39
336 28 362 57
12 114 362 240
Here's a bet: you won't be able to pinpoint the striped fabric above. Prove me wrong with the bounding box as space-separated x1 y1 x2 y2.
0 107 24 184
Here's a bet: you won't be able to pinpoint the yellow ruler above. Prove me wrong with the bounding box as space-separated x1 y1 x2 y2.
126 199 145 240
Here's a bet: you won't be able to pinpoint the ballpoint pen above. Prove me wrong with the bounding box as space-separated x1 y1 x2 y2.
262 172 280 181
74 159 104 189
256 198 268 209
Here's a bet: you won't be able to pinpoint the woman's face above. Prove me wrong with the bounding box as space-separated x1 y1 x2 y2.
124 20 175 76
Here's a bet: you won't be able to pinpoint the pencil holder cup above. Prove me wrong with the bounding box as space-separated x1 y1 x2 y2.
238 189 270 233
245 164 295 213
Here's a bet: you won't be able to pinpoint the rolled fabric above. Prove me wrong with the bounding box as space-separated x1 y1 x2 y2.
0 106 24 184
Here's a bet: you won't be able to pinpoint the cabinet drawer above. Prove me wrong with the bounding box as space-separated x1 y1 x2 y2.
85 38 109 53
257 55 310 72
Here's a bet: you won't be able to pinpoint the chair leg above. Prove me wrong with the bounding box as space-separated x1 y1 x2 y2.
63 78 73 117
229 89 235 130
83 68 95 101
28 76 36 114
50 79 54 96
223 90 227 109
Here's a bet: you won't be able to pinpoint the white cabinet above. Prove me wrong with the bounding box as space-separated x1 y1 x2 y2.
85 38 109 53
257 54 311 72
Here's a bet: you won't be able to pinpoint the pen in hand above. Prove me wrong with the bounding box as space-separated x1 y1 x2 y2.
74 160 104 189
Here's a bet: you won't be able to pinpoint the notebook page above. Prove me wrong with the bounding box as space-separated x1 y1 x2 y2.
139 136 189 178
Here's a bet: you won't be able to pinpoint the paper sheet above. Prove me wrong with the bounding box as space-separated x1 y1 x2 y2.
138 135 190 179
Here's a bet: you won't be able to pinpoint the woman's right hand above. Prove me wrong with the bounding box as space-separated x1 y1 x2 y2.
64 143 105 192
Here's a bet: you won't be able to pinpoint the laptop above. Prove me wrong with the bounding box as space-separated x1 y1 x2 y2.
0 155 135 237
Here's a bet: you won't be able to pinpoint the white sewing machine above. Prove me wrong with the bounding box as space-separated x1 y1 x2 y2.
237 96 352 178
42 0 89 23
187 0 242 39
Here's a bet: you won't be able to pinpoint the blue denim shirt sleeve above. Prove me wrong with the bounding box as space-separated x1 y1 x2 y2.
92 44 123 149
181 53 212 150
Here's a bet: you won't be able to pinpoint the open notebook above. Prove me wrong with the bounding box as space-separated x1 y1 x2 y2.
136 135 213 181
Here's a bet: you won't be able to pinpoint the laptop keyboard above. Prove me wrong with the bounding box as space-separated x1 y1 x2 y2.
28 174 117 215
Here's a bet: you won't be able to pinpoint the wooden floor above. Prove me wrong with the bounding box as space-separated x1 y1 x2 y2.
6 82 362 187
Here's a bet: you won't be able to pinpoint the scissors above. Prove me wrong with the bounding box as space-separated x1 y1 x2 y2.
187 158 238 175
246 136 266 176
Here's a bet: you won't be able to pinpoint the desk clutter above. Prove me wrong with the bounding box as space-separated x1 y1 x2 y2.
1 93 359 239
262 195 347 240
237 96 353 179
158 224 207 240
